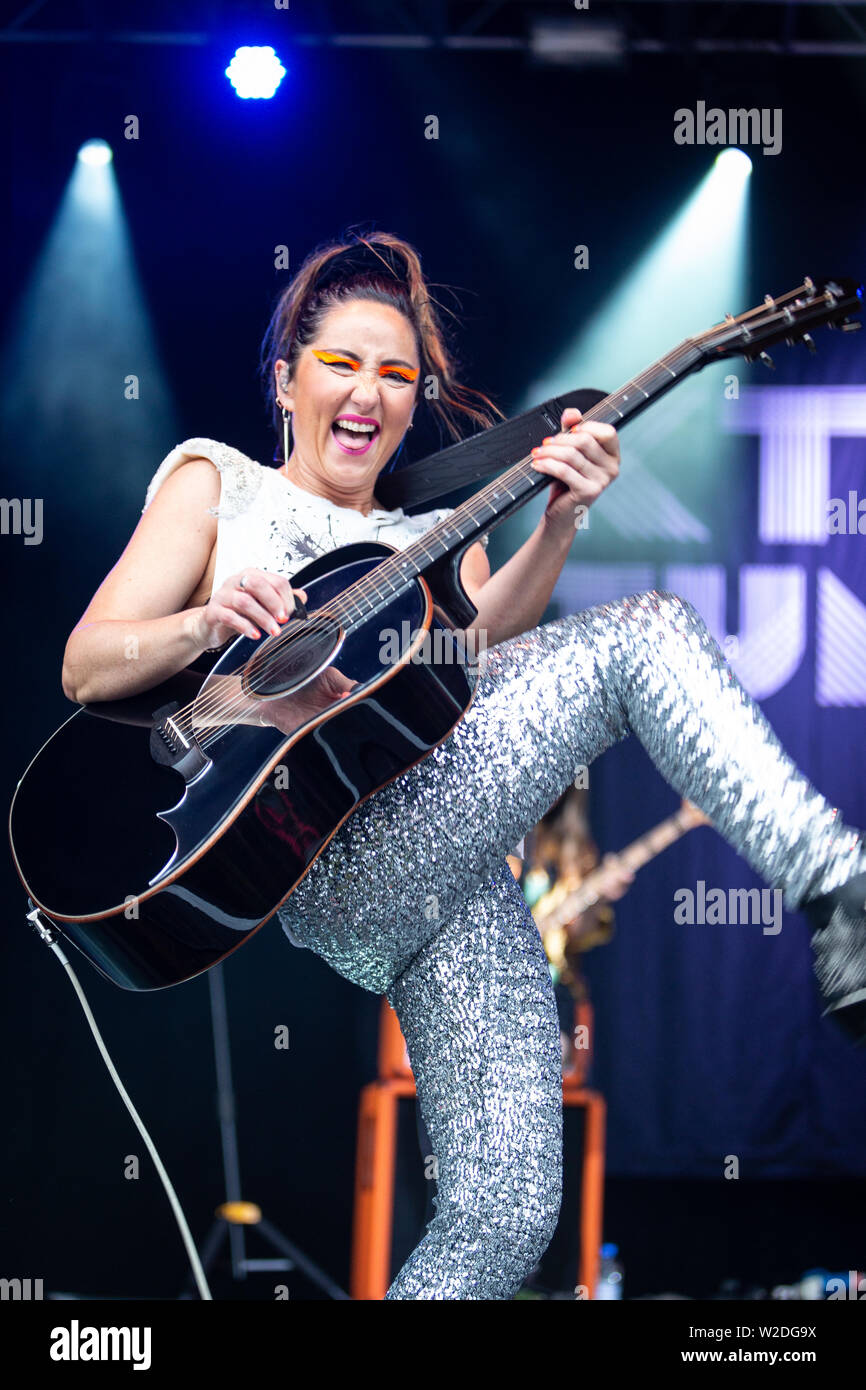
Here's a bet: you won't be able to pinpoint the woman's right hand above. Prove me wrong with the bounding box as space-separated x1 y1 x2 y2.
193 568 309 650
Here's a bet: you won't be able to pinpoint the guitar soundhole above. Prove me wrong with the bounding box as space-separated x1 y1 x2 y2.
241 614 343 699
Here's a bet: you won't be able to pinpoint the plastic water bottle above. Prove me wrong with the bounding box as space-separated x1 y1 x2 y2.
595 1242 624 1299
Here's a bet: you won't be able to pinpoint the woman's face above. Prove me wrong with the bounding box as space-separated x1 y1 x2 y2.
276 298 419 503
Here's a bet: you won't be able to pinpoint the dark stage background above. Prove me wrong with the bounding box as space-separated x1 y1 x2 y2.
1 1 865 1298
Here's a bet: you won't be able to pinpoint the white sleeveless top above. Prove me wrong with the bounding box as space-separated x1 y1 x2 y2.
141 436 487 592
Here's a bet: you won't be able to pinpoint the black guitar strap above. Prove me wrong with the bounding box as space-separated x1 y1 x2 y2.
374 387 609 514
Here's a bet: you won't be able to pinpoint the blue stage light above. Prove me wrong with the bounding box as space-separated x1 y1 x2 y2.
77 139 113 166
225 46 286 99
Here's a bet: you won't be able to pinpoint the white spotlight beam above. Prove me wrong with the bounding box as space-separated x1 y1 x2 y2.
0 153 179 531
516 154 751 547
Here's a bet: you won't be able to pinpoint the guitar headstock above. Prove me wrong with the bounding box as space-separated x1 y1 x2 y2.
696 278 863 368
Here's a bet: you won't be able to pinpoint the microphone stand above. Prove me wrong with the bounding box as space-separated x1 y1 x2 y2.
179 962 350 1299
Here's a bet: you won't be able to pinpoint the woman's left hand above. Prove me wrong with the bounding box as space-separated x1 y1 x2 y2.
530 407 620 539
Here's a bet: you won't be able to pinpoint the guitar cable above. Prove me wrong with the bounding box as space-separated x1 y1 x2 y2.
25 900 213 1302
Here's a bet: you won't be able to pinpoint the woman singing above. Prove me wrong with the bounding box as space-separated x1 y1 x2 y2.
61 230 866 1300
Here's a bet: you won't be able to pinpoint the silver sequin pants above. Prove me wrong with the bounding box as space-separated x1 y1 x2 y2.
277 590 866 1299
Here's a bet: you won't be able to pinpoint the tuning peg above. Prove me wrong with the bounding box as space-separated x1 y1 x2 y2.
841 319 863 332
758 351 775 369
802 333 817 354
764 294 775 308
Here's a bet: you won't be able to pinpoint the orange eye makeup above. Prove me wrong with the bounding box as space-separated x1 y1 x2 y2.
312 349 419 383
313 349 360 370
381 363 420 382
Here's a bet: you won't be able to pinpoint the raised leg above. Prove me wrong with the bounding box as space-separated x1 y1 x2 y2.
280 591 866 1001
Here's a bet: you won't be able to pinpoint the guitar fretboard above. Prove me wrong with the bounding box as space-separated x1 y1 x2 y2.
617 813 691 876
549 809 699 925
322 279 860 631
326 338 708 629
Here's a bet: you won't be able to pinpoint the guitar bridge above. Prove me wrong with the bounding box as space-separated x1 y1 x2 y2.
149 701 209 780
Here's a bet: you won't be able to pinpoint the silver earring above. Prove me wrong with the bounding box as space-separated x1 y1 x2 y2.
277 400 293 468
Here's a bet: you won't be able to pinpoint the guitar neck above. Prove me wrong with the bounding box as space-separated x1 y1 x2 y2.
315 278 861 629
420 339 704 555
559 808 698 921
615 811 693 876
328 340 706 625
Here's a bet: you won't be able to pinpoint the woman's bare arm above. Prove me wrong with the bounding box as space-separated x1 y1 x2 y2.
62 460 224 704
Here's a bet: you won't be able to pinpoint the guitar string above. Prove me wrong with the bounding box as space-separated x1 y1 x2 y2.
186 449 540 740
195 282 822 683
186 296 823 741
188 400 647 744
185 292 822 740
185 341 707 736
175 290 831 741
256 283 813 646
188 281 819 729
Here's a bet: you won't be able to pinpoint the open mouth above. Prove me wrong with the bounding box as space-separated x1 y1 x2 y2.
331 418 380 454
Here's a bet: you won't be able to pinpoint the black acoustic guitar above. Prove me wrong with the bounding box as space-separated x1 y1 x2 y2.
9 279 862 989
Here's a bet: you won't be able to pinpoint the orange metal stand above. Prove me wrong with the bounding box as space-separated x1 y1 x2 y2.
350 996 606 1300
